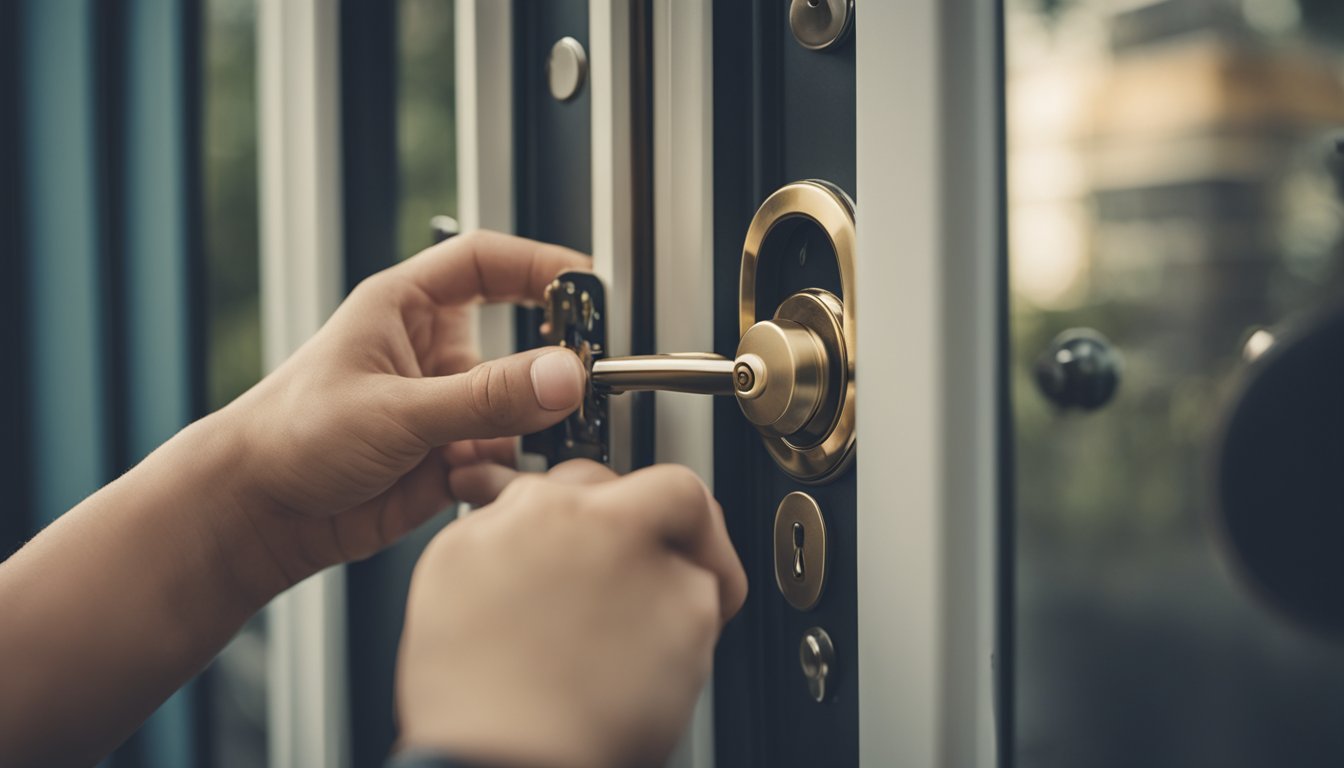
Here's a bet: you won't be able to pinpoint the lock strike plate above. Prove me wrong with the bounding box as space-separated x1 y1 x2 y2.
521 271 610 466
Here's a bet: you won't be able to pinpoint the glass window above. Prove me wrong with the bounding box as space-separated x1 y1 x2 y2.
201 0 459 760
202 0 265 764
1007 1 1344 765
397 0 458 258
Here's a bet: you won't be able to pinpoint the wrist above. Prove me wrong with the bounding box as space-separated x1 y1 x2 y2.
385 750 503 768
160 410 299 609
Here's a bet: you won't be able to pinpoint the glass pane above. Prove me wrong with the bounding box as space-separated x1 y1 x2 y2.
397 0 457 257
202 0 266 764
1007 1 1344 765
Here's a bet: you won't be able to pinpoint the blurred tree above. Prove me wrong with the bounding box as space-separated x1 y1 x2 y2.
202 3 267 766
397 0 457 259
203 0 260 411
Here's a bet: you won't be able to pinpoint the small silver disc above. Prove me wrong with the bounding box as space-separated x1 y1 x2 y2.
546 36 587 102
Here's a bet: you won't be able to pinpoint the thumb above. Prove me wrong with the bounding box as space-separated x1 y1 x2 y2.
396 347 586 445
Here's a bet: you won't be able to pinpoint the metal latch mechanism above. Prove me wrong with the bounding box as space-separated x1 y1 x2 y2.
525 180 857 484
521 272 610 465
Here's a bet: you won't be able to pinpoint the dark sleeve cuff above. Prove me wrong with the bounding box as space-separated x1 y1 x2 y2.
384 749 493 768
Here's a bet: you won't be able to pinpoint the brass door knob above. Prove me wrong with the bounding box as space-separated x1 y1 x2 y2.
585 181 856 483
560 181 855 483
733 319 827 438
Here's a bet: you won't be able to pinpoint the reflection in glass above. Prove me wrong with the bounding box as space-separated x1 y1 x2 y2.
1008 0 1344 765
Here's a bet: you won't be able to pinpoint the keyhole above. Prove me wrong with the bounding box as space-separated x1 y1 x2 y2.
792 522 806 580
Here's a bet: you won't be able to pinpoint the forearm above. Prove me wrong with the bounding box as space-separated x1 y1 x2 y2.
0 411 289 767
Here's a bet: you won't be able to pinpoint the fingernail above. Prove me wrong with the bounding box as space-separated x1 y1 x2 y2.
530 350 585 411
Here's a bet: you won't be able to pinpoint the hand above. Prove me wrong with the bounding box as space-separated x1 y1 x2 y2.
0 230 594 767
216 230 589 587
395 460 749 768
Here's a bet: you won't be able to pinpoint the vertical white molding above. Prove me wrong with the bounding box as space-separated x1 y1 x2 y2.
590 0 637 473
257 2 349 767
651 1 714 479
652 1 717 766
855 0 1000 766
456 0 515 361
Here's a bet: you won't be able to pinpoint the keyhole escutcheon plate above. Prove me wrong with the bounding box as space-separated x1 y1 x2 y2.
774 492 829 611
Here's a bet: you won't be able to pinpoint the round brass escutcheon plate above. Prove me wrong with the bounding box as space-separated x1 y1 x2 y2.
741 181 857 483
774 492 829 612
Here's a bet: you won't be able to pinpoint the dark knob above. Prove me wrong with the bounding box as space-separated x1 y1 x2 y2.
1215 304 1344 642
1034 328 1122 411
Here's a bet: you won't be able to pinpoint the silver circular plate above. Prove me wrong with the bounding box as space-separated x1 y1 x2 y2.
546 36 587 102
789 0 855 51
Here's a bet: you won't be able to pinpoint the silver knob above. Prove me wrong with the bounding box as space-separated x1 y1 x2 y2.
799 626 836 703
546 36 587 102
788 0 855 51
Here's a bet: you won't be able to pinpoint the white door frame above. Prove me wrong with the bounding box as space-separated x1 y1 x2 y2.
590 0 639 475
455 0 515 361
257 2 350 767
648 2 718 765
855 0 1002 765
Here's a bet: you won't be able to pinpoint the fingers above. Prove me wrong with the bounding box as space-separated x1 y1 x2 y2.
546 459 619 486
338 455 451 561
443 437 518 469
456 458 617 506
451 459 617 507
446 452 747 624
396 230 591 307
395 348 586 445
596 466 748 623
449 463 520 506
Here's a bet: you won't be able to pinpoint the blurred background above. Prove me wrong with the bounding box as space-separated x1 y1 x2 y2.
1007 0 1344 766
2 0 1342 766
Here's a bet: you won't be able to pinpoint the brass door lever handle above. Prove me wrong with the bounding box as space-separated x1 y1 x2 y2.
590 288 844 447
590 354 736 395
